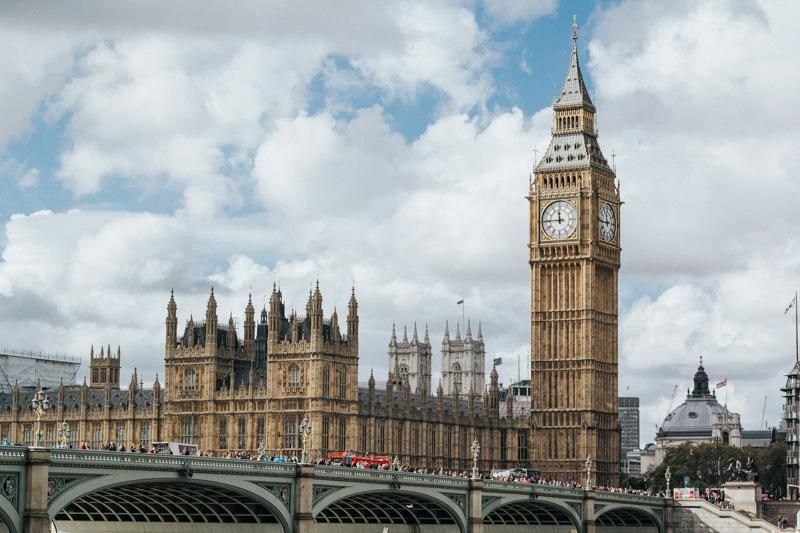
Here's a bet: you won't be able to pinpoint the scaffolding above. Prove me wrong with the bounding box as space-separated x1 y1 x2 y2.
0 348 81 391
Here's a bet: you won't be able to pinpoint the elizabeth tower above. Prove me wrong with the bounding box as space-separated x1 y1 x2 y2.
529 21 620 485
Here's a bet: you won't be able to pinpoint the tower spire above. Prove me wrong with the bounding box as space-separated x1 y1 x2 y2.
554 14 593 111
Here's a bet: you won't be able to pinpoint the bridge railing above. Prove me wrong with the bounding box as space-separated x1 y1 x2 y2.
592 491 665 505
49 449 298 475
483 480 584 498
0 446 28 465
314 465 470 488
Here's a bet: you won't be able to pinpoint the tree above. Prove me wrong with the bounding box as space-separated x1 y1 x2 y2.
645 441 786 493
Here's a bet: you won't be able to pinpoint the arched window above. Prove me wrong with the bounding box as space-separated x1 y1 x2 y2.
287 364 301 392
322 366 330 397
452 363 462 390
338 368 347 399
400 364 409 381
185 368 197 392
722 431 729 445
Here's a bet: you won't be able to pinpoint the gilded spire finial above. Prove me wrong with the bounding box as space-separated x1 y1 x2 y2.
572 14 578 42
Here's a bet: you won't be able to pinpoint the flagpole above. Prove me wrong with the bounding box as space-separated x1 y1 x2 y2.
795 290 798 362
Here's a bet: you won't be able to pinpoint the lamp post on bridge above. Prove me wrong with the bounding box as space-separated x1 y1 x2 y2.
665 466 672 498
31 389 51 448
57 421 72 449
585 456 592 490
299 416 311 464
471 439 481 480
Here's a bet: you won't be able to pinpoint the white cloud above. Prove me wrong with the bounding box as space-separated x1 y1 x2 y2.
481 0 558 24
17 168 39 190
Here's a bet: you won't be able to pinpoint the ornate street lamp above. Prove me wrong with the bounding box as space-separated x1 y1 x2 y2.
665 466 672 497
471 439 481 480
57 421 71 449
299 416 311 464
585 456 592 490
31 390 51 448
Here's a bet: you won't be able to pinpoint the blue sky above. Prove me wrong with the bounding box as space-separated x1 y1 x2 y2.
1 0 798 446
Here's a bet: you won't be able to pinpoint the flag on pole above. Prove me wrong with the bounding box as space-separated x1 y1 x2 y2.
786 294 797 315
493 357 503 366
716 379 727 389
456 299 464 305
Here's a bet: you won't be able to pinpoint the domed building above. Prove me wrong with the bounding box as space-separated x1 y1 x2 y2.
649 358 765 467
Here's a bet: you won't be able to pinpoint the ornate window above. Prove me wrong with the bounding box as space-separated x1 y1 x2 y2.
116 423 125 444
218 417 228 450
45 423 55 447
287 364 301 392
322 366 330 397
284 416 298 450
181 416 198 444
452 363 462 390
399 364 409 381
92 425 101 449
322 416 330 454
185 368 197 393
23 424 32 446
359 421 368 453
140 422 150 448
256 418 265 448
517 430 528 461
338 368 346 399
337 417 346 451
238 418 246 449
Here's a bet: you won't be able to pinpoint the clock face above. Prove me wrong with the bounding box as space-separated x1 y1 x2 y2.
599 202 616 241
541 200 577 239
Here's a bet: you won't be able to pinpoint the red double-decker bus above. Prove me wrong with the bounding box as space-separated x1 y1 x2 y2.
327 452 391 468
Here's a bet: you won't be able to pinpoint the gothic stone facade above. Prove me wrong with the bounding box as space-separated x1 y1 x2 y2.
529 24 621 485
0 347 163 450
0 286 530 473
161 285 530 471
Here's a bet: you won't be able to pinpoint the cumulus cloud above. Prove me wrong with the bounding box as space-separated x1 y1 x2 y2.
481 0 558 24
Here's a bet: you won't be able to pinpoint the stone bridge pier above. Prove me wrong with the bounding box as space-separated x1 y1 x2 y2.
0 448 672 533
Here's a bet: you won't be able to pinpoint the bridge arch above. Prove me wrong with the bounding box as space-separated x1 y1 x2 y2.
313 485 467 533
48 472 292 533
482 495 582 532
0 496 16 533
594 503 663 533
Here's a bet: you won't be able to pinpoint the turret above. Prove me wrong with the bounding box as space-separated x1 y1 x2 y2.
347 286 359 344
244 293 255 353
205 287 218 354
268 284 281 342
187 315 195 347
389 323 397 347
412 322 418 345
310 280 323 340
166 289 178 354
331 307 340 341
90 344 121 389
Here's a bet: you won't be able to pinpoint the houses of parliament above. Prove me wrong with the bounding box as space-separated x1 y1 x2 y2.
0 26 621 484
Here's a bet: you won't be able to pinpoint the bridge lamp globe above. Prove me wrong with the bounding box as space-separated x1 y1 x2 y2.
471 440 481 480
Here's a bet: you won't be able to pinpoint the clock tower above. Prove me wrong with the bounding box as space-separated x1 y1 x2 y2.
529 20 620 485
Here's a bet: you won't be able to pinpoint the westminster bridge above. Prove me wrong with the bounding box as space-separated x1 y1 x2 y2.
0 447 672 533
